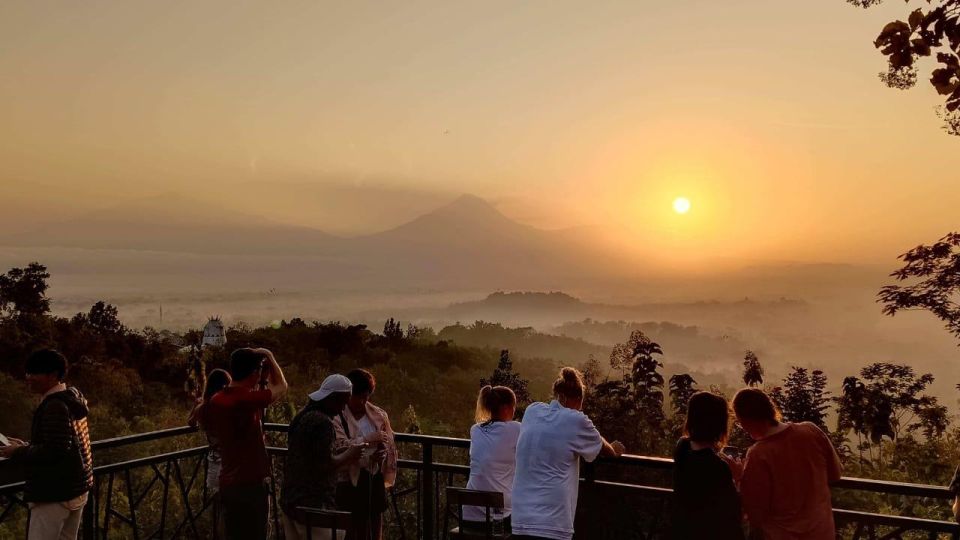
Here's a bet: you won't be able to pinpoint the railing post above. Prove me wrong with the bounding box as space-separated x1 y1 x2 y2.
82 487 95 540
422 440 434 540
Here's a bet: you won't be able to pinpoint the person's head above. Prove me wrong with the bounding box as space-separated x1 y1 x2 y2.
309 374 353 415
683 391 732 448
732 387 781 440
25 349 68 395
346 368 376 415
203 368 231 402
553 367 586 410
475 385 517 423
229 348 266 386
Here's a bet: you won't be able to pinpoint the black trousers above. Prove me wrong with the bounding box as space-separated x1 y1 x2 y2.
511 536 552 540
220 482 268 540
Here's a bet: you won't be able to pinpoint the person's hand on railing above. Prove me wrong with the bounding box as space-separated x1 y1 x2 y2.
610 441 626 457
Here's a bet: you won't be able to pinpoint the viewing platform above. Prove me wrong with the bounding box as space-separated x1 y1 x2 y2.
1 424 958 540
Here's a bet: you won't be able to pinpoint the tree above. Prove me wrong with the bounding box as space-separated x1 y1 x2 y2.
480 349 532 408
382 317 404 341
844 0 960 135
669 374 698 417
878 232 960 341
772 367 830 431
0 262 51 320
742 350 764 387
87 301 124 335
580 353 603 390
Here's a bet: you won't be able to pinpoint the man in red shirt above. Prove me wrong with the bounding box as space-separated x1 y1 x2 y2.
207 347 288 540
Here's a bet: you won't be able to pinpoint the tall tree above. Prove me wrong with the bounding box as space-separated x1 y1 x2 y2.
742 350 764 387
87 301 124 335
0 262 51 320
878 232 960 341
844 0 960 135
480 349 532 408
669 374 698 418
772 367 830 431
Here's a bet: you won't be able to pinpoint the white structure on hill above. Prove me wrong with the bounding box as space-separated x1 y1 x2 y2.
202 317 227 348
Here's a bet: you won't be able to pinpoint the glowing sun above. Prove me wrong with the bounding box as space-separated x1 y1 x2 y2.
673 197 691 214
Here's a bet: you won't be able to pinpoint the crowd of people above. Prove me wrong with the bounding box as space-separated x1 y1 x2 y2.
0 348 852 540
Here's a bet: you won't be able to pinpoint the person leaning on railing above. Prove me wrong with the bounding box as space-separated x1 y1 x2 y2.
333 369 398 540
462 385 521 535
733 388 842 540
0 349 94 540
671 391 745 540
206 347 288 540
510 367 625 540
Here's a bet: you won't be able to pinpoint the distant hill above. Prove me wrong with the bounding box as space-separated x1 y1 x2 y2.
0 193 635 288
0 193 343 255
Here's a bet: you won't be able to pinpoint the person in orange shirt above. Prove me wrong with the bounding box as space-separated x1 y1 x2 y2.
732 388 842 540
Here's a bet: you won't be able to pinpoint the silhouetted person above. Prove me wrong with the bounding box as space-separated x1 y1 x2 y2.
462 385 520 534
733 388 841 540
671 391 745 540
281 374 364 540
188 368 231 538
333 369 397 540
0 350 93 540
511 367 625 540
207 348 288 540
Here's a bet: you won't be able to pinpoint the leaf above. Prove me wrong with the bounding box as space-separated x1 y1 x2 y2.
909 9 924 31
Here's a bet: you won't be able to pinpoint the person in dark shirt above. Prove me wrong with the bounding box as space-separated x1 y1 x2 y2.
671 391 745 540
281 374 364 540
0 350 93 540
207 348 288 540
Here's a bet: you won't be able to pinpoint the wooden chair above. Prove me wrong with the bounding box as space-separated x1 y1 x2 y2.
444 487 509 540
296 506 352 540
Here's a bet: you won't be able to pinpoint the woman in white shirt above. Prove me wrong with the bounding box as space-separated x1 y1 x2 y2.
463 385 521 534
511 367 625 540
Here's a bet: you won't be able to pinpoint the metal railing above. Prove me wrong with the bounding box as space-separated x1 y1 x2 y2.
1 424 958 539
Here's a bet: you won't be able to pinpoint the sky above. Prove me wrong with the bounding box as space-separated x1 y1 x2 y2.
2 0 959 266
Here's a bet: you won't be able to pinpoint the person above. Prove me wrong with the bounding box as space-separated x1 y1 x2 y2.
0 349 93 540
187 368 231 538
281 374 365 540
207 347 288 540
733 388 842 540
333 369 398 540
511 367 625 540
671 391 745 540
462 385 521 534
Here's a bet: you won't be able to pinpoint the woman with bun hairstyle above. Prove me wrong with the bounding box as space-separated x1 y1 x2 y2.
462 385 521 533
511 367 625 540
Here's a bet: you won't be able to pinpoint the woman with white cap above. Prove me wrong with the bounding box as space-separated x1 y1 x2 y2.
333 369 398 540
281 374 364 540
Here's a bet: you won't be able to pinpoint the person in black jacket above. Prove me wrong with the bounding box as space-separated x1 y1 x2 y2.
0 349 93 540
671 391 745 540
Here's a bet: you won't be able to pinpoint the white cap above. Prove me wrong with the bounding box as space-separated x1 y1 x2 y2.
308 374 353 402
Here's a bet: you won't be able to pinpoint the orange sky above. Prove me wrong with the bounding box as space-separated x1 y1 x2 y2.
1 1 958 266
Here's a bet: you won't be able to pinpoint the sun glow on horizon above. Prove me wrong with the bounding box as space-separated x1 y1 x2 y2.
673 197 691 214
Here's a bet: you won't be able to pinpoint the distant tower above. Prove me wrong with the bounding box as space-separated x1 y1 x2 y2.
202 317 227 348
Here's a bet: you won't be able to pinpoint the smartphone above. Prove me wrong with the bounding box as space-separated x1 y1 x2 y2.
721 445 744 460
0 433 9 447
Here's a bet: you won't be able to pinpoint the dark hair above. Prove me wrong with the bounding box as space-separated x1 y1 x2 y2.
475 385 517 423
230 348 265 381
553 367 585 401
683 391 731 446
203 368 231 402
26 349 68 380
732 388 781 426
346 368 375 396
